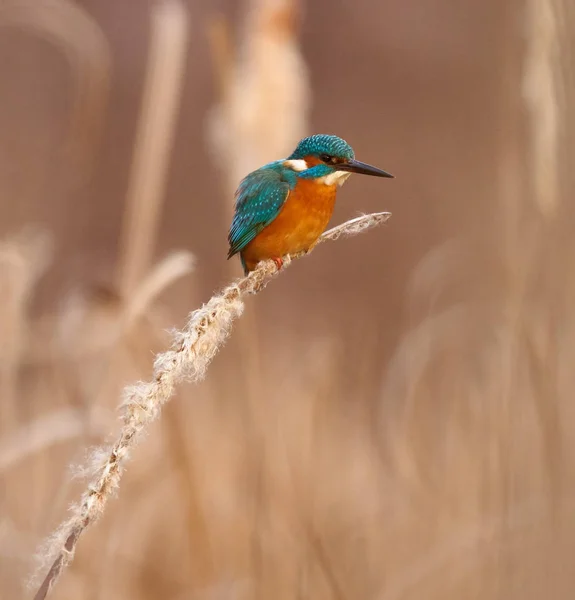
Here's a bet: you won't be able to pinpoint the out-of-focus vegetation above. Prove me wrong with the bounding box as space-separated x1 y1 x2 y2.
1 0 574 598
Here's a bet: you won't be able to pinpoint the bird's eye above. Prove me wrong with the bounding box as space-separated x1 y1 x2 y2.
320 154 336 164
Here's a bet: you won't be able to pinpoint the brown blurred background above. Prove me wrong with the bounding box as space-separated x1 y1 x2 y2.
1 0 574 598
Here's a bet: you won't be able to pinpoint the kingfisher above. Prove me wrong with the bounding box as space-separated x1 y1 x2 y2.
227 134 393 274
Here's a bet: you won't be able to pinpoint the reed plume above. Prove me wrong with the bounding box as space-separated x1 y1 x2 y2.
31 211 391 600
208 0 309 198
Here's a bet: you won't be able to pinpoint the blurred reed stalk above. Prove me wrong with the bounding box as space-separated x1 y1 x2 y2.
0 0 111 184
207 3 310 589
0 231 51 430
208 0 309 199
206 0 310 406
116 0 189 297
523 0 562 216
521 0 568 498
31 211 391 600
207 0 310 417
487 0 566 530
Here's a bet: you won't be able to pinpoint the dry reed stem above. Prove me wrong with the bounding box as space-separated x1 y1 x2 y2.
208 0 309 198
523 0 561 216
0 229 52 426
31 211 391 599
0 0 111 182
0 408 111 472
121 250 195 328
21 251 195 365
207 14 234 100
117 0 190 296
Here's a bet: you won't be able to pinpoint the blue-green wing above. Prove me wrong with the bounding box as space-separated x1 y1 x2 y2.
227 168 290 258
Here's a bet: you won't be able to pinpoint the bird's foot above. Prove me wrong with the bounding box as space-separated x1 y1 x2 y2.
272 257 284 271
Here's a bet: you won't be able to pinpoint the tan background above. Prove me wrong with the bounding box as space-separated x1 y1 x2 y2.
1 0 574 599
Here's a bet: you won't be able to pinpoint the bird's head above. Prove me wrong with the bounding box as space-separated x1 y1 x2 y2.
285 134 393 186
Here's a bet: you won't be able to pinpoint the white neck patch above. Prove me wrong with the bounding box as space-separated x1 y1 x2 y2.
283 159 308 172
318 171 351 186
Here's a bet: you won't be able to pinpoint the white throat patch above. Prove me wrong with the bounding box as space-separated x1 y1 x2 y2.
318 171 351 186
283 159 308 172
283 160 351 187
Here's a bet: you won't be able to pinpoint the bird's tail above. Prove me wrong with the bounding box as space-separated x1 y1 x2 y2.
240 254 249 275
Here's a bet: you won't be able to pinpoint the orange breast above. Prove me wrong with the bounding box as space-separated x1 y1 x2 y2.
241 178 337 271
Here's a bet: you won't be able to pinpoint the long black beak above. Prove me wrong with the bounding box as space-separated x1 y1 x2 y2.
338 159 394 178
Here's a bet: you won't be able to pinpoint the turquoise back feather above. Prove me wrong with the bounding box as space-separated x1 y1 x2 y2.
227 163 293 260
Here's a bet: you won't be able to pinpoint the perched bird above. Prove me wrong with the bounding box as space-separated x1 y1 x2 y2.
227 134 393 274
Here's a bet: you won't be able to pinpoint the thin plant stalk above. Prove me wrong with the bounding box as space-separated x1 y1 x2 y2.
0 0 111 182
31 212 391 600
523 0 561 216
116 0 190 297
